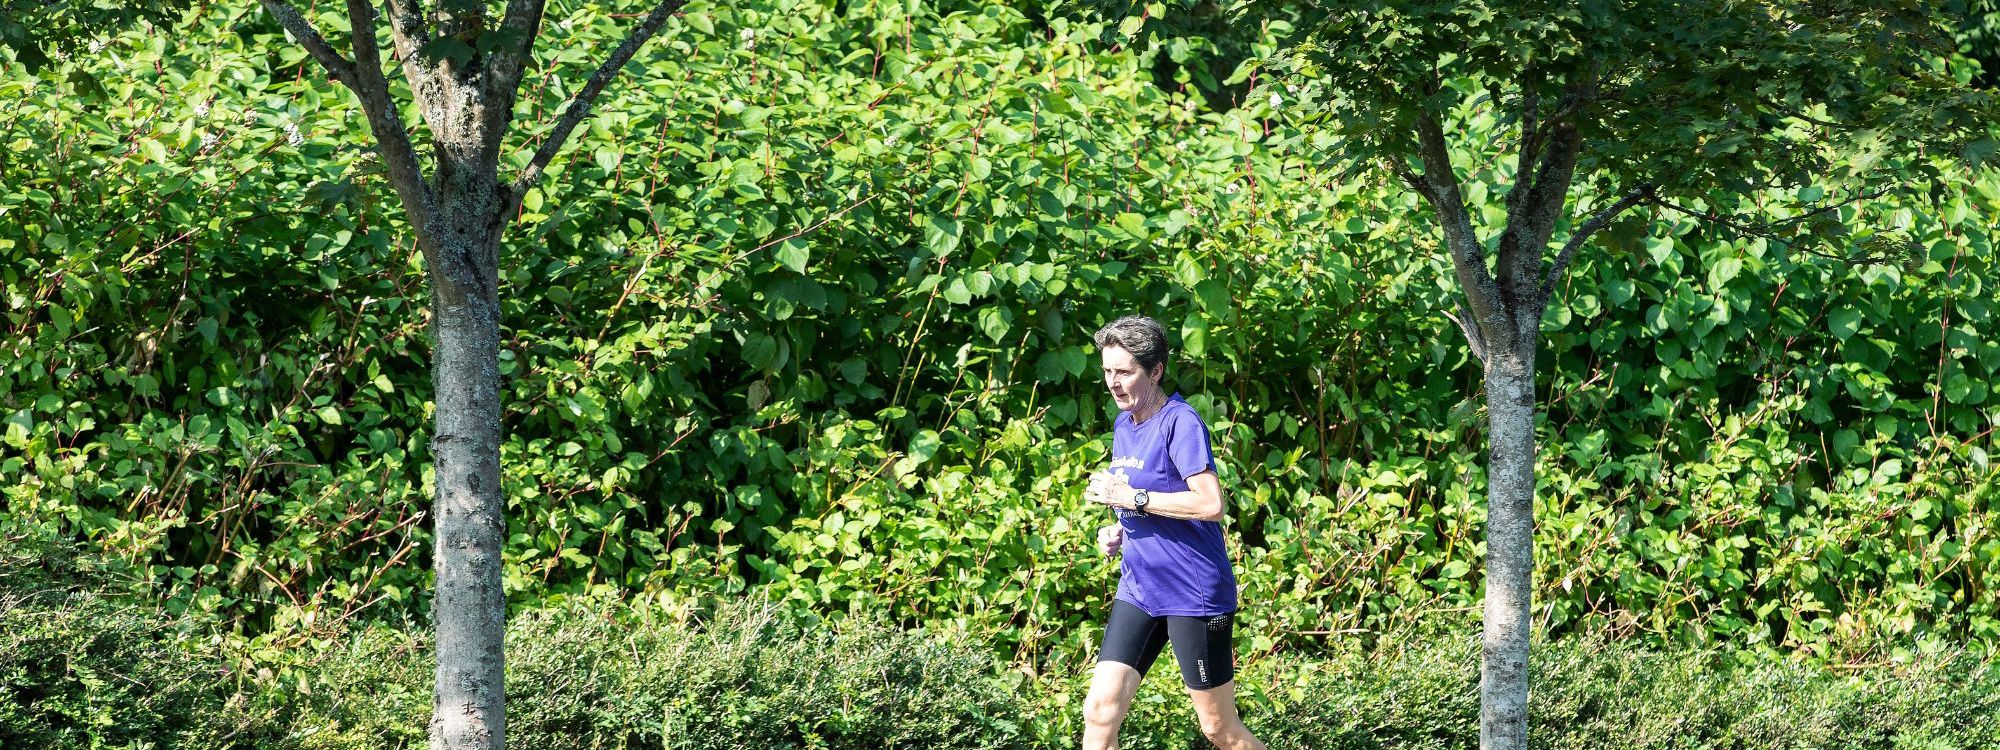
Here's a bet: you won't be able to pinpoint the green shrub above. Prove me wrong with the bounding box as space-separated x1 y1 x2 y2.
1223 635 1999 750
269 598 1031 750
3 0 1996 667
4 543 1996 750
0 523 271 749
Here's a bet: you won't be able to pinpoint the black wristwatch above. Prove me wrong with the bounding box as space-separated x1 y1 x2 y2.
1131 489 1150 516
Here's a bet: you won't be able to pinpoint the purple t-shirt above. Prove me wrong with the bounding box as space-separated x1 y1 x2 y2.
1110 393 1237 616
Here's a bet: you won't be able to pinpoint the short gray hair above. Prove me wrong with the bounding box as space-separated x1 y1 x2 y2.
1093 315 1170 374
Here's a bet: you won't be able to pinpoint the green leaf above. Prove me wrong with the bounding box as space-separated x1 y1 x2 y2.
977 306 1012 342
1965 137 1999 169
1828 309 1861 341
1181 314 1209 357
925 214 961 257
417 37 474 67
943 278 972 305
775 239 810 273
1114 212 1149 240
742 333 779 370
907 429 941 463
1943 373 1979 404
1194 279 1230 313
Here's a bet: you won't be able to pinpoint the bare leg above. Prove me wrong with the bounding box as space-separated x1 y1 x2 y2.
1082 661 1143 750
1189 681 1267 750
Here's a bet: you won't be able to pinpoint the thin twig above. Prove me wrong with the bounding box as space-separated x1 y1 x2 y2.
514 0 690 196
257 0 358 84
1541 183 1655 300
1653 188 1892 262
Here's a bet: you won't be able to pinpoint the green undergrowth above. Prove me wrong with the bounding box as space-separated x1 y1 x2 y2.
5 534 1995 750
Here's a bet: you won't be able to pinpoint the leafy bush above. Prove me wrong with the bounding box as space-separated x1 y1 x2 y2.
0 522 268 749
1 0 1996 662
1031 631 2000 750
222 598 1029 750
3 539 1995 750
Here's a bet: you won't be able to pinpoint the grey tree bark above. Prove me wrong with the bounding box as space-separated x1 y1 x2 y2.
1387 69 1653 750
1478 340 1537 750
254 1 688 748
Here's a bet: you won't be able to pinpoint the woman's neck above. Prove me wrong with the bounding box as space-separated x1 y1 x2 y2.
1130 389 1168 424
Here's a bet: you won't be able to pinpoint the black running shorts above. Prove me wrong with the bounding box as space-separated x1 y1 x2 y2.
1095 598 1236 690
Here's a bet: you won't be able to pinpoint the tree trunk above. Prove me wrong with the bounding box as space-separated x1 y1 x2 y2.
247 5 689 749
1479 339 1538 750
425 191 507 750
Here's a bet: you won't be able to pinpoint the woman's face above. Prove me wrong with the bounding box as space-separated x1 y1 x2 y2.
1101 345 1161 412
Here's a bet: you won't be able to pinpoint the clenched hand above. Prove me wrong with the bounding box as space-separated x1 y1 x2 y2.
1096 523 1123 557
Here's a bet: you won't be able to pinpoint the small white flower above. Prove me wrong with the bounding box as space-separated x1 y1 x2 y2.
284 122 303 146
194 101 211 117
87 39 106 54
200 131 220 150
1268 92 1282 109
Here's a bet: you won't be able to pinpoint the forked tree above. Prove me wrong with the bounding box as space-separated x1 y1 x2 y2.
1127 1 1997 747
241 1 687 748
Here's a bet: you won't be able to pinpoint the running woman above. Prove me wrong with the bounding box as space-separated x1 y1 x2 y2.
1080 315 1267 750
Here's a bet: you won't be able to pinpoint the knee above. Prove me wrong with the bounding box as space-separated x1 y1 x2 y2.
1082 692 1127 728
1199 716 1237 747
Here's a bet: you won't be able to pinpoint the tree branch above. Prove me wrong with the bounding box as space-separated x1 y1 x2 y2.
1540 183 1655 300
1506 64 1541 220
374 0 438 121
1516 70 1597 237
1382 153 1432 203
1504 120 1580 307
1413 110 1503 326
512 0 688 197
1443 296 1490 364
1501 68 1597 317
1761 97 1857 131
494 0 549 90
381 0 433 66
344 0 434 238
1653 188 1897 263
258 0 358 84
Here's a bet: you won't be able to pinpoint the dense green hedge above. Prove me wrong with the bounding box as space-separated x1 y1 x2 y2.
4 537 1996 750
2 0 1997 662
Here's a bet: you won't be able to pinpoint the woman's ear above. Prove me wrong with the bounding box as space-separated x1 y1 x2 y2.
1150 364 1165 385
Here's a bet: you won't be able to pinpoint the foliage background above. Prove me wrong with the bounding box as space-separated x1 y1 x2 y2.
1 0 1997 687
